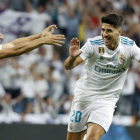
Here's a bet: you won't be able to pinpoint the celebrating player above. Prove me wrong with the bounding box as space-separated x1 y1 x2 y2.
64 13 140 140
0 25 65 59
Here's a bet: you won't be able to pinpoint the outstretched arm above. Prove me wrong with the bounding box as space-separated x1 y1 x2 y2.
64 38 83 70
0 25 65 59
2 25 61 49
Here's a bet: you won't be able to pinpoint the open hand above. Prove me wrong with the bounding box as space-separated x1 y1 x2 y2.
69 38 82 57
44 32 65 46
41 25 57 37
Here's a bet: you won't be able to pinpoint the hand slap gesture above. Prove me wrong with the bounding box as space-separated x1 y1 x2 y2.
42 25 66 47
69 38 82 58
41 25 57 37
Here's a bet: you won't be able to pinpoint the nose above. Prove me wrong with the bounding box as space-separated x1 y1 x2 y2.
0 33 3 40
103 31 108 37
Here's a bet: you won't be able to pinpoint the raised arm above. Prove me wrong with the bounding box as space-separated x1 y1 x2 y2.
0 25 65 59
64 38 83 70
2 25 60 49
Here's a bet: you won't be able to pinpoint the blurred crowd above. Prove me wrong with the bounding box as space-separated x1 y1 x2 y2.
0 0 140 125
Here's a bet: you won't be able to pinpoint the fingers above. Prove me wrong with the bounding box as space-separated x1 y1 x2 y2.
53 43 62 47
53 36 66 40
47 25 57 31
55 37 66 40
70 37 80 46
77 39 80 46
70 38 74 46
52 36 65 46
53 39 65 47
53 40 65 44
50 28 54 34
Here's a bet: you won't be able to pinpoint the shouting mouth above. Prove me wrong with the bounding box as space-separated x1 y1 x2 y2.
103 37 111 43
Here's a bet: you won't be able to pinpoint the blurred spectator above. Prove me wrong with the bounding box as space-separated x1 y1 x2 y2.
31 5 52 34
115 65 138 115
0 93 14 114
21 75 35 113
0 82 5 99
51 48 64 71
47 65 64 102
10 0 27 11
0 93 20 123
63 5 81 41
57 0 68 35
63 94 74 114
34 73 49 98
42 96 58 119
0 0 10 10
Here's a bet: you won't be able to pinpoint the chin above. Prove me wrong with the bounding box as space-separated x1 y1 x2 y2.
104 42 112 46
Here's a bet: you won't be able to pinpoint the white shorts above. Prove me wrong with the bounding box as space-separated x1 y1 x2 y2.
67 99 115 133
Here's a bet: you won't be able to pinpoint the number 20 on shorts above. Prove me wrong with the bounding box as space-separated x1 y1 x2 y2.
70 110 82 123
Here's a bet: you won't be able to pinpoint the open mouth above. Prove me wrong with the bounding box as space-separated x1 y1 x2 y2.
103 37 111 43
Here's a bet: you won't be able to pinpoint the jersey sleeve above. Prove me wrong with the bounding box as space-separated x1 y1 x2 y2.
0 45 2 50
79 40 94 61
130 42 140 62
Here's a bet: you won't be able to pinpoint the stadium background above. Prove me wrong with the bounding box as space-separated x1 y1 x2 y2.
0 0 140 139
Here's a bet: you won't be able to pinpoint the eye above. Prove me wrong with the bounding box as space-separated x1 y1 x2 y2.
101 28 105 31
107 29 112 32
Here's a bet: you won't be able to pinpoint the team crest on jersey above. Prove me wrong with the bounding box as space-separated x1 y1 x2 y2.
69 123 73 130
99 47 105 55
119 54 126 63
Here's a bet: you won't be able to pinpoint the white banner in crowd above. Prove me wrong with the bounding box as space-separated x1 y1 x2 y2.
0 9 34 43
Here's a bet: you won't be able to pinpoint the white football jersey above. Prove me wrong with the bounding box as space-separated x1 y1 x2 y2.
74 36 140 105
0 45 2 50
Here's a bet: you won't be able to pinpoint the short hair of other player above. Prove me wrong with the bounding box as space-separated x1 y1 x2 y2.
101 13 123 28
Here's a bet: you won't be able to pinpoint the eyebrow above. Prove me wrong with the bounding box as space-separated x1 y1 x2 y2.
101 28 113 31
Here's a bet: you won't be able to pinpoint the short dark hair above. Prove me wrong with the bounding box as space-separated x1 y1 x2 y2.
101 13 123 28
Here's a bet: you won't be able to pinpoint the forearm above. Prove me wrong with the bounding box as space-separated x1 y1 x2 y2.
11 34 41 45
14 37 44 55
0 37 45 59
64 56 77 70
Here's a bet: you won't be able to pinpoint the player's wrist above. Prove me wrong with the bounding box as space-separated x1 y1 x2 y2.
39 37 46 45
38 33 42 38
70 55 77 59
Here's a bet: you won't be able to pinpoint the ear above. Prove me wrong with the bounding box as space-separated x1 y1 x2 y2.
118 28 122 35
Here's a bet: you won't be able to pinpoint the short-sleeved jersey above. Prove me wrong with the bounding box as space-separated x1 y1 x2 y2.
74 36 140 105
0 45 2 50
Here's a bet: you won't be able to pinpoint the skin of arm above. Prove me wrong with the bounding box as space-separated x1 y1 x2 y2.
0 25 65 59
64 56 83 70
2 25 57 49
1 34 42 49
0 37 45 59
64 38 83 70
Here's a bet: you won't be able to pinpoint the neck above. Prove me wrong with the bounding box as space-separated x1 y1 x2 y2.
107 37 120 51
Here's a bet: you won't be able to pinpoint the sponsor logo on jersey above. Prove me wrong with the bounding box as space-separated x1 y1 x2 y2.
69 123 73 130
100 56 104 60
94 65 125 74
99 47 105 55
119 54 126 63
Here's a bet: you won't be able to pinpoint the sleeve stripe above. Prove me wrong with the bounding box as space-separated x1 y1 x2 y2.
90 39 104 45
90 41 104 45
120 37 134 46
